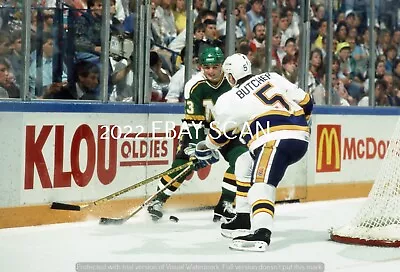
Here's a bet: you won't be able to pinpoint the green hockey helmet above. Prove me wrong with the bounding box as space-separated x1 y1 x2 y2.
199 47 224 66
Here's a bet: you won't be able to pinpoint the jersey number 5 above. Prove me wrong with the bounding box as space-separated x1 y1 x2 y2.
254 83 291 111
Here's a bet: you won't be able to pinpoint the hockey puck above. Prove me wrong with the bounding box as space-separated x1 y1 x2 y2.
169 215 179 222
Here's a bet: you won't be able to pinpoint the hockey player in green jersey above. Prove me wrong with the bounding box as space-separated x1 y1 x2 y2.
147 47 248 222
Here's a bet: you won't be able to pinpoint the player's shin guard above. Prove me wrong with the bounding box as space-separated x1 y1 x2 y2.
213 171 236 222
148 159 191 221
229 183 275 252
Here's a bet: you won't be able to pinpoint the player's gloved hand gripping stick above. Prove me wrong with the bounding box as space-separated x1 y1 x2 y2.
194 140 220 166
184 143 219 170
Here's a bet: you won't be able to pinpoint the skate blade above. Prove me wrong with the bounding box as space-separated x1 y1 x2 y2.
229 240 268 252
221 229 252 239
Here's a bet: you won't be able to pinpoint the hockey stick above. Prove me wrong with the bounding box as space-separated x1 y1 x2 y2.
50 161 194 211
99 165 192 225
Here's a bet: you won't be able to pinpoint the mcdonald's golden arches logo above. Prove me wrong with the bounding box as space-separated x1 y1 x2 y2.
316 125 341 172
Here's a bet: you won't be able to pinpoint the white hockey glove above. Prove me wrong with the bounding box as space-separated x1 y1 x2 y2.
184 142 219 170
194 140 220 168
184 143 205 171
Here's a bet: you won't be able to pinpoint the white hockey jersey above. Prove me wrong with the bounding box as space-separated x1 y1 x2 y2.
206 72 313 152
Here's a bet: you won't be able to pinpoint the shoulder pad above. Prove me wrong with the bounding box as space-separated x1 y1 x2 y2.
184 72 205 100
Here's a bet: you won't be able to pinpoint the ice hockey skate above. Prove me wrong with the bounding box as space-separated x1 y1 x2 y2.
229 228 271 252
213 200 235 222
221 213 251 238
147 199 164 221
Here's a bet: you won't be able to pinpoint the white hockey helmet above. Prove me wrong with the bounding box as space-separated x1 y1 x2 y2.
222 53 252 86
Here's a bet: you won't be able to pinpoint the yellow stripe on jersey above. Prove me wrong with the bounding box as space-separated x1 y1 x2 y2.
247 125 310 148
189 80 206 95
184 114 206 121
255 141 276 183
298 93 311 106
249 109 305 124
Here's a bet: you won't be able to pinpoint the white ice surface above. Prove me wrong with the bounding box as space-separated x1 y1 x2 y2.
1 198 399 272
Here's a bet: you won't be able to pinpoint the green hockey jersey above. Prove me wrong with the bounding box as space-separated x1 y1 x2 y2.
182 72 232 144
184 72 232 124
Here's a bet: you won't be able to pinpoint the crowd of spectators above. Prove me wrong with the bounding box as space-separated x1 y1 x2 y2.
0 0 400 107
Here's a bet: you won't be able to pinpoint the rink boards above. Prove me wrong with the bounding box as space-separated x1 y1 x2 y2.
0 102 399 228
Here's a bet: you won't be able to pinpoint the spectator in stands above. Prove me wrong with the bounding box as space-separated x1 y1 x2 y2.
358 79 390 107
165 47 196 103
383 73 400 106
352 28 370 81
247 0 264 31
364 59 386 94
203 19 220 41
249 23 265 50
285 6 300 39
42 61 99 100
42 9 55 34
0 57 19 98
392 59 400 88
282 37 298 61
0 31 11 58
391 28 400 56
0 58 8 97
123 0 136 34
279 8 295 47
309 47 325 85
384 45 397 74
29 33 68 97
310 4 325 43
344 10 358 30
308 48 326 105
217 4 250 41
336 42 355 83
377 29 391 56
236 1 252 40
173 0 186 34
7 30 22 85
333 73 354 106
75 0 104 58
155 0 177 46
335 21 348 42
168 9 217 53
149 51 170 102
312 19 327 50
271 27 284 69
194 0 205 20
271 8 280 29
347 26 358 41
110 0 125 36
279 54 298 84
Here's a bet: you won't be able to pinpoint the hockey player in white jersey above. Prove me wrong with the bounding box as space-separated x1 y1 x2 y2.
193 53 313 252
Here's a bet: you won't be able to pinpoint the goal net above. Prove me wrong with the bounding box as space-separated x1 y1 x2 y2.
330 118 400 247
